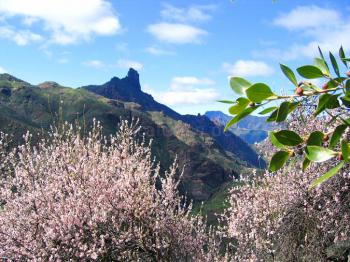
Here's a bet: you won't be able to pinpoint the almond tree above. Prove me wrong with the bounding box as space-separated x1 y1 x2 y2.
224 112 350 260
0 120 223 261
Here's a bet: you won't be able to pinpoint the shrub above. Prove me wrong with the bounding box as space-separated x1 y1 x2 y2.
225 114 350 261
0 120 222 261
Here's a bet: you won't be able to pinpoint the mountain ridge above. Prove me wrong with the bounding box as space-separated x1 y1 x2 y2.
0 69 263 202
82 68 263 168
205 110 280 144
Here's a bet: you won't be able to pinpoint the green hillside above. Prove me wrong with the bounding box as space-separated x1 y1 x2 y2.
0 72 258 203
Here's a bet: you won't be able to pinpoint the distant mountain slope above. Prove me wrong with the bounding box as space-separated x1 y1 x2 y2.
0 71 262 202
82 69 263 168
205 111 279 144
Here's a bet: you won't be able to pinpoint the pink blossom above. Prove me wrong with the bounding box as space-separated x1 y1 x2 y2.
0 120 223 261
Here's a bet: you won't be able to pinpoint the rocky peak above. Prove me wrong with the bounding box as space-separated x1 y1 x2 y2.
126 68 141 90
107 68 141 91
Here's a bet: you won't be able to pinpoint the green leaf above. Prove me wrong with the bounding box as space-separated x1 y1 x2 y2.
273 130 303 146
343 118 350 126
276 101 290 122
306 146 337 162
267 109 278 122
307 131 324 146
217 100 235 104
329 125 347 148
280 64 298 86
310 161 345 188
329 52 340 77
269 131 285 149
287 102 300 114
339 46 348 68
326 94 340 109
346 79 350 93
318 46 325 61
314 94 332 116
341 140 349 161
259 106 277 115
297 65 324 79
228 97 250 115
314 57 330 76
341 96 350 108
246 83 276 103
230 77 251 95
302 158 311 171
269 151 290 172
325 78 342 89
224 106 257 132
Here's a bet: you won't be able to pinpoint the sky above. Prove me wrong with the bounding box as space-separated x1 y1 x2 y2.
0 0 349 115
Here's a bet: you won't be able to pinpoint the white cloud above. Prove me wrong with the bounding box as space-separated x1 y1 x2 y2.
117 59 143 71
146 77 218 106
147 4 213 45
22 16 38 26
0 0 121 45
282 25 350 60
222 60 274 77
273 6 340 31
170 76 215 90
57 58 69 64
0 66 7 74
161 4 216 23
146 46 175 56
256 6 350 61
153 89 218 106
147 23 207 44
83 60 105 69
0 26 43 45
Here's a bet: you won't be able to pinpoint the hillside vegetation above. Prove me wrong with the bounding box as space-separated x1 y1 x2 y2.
0 71 261 202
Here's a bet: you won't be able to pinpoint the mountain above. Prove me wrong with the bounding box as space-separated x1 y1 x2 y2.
0 70 262 203
82 68 181 120
82 69 263 168
205 111 279 144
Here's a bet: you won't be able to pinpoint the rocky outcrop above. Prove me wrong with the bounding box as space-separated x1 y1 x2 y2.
82 68 263 168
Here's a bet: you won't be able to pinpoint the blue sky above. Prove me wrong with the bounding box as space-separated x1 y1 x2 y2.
0 0 349 115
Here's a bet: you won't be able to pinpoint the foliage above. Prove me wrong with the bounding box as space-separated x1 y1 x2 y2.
223 47 350 186
224 114 350 261
0 120 223 261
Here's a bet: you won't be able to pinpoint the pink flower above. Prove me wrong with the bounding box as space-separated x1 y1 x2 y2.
0 120 223 261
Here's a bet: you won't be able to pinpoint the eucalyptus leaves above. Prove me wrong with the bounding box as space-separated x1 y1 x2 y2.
223 47 350 187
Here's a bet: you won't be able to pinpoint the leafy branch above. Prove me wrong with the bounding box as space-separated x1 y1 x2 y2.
222 46 350 187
